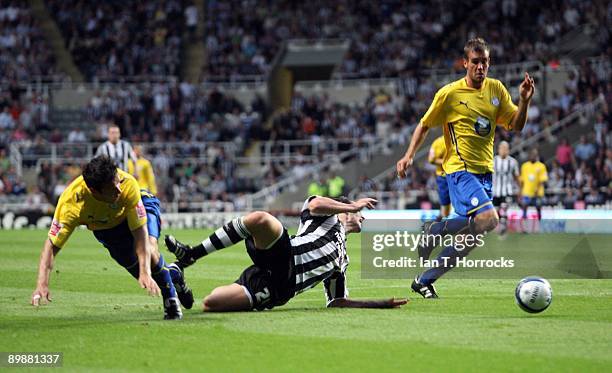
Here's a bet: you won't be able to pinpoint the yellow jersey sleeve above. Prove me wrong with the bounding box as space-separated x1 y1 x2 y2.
495 81 518 130
118 170 147 231
48 195 79 249
421 86 449 128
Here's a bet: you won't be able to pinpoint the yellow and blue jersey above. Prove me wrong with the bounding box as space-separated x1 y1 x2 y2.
521 161 548 198
429 136 447 177
48 169 147 249
421 78 518 174
128 157 158 196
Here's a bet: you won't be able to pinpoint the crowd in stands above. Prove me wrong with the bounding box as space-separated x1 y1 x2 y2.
82 82 265 144
46 0 188 81
0 1 58 83
0 1 610 212
203 0 610 80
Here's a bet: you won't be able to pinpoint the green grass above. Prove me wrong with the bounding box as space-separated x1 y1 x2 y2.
1 229 611 372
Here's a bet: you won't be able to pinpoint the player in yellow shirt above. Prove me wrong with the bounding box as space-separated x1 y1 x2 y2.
428 135 450 218
128 145 158 195
396 38 535 298
31 156 193 319
520 149 548 223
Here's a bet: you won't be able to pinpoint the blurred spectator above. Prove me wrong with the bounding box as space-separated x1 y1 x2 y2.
67 127 88 143
574 135 596 163
556 137 574 172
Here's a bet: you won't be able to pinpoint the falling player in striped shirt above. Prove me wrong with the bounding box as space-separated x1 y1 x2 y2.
492 141 520 237
165 196 407 311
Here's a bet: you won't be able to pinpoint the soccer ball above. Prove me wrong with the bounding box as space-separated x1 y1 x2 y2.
515 276 552 313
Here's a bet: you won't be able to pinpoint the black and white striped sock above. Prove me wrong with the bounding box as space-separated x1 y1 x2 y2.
192 217 251 259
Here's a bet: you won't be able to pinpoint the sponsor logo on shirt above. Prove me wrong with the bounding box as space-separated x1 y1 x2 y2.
136 201 146 219
49 219 63 237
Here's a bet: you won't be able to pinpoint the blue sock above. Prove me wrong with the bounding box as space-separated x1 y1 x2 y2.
418 245 463 285
152 254 178 300
428 217 472 235
167 263 182 283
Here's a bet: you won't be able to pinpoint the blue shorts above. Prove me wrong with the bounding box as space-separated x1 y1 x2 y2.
521 196 542 207
447 171 494 217
92 193 162 270
436 175 451 206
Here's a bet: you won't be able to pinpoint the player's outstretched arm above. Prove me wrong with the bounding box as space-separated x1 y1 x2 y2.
31 239 60 306
397 123 430 178
308 196 377 215
328 297 408 309
132 225 161 296
510 72 536 133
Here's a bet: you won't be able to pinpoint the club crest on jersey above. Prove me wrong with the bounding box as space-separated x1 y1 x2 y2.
491 97 499 106
474 116 491 136
49 219 63 237
136 201 146 219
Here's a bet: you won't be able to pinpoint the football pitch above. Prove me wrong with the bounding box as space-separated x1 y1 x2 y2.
1 229 611 372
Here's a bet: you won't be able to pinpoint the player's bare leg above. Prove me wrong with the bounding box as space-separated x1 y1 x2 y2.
202 284 252 312
165 211 284 266
472 208 499 233
165 212 285 312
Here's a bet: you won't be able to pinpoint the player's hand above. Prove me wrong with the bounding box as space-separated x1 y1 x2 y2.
138 274 161 296
396 156 413 178
31 286 51 306
519 72 535 102
383 297 408 308
352 198 378 211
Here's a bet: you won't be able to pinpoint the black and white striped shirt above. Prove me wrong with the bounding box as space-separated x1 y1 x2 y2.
290 196 349 305
95 140 136 172
493 155 519 197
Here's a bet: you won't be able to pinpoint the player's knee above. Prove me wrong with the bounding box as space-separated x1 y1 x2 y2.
202 294 221 312
245 211 272 227
475 210 499 232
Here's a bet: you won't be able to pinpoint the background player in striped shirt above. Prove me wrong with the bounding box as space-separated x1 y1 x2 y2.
396 38 535 298
493 141 520 237
95 124 138 176
165 196 407 311
429 135 451 218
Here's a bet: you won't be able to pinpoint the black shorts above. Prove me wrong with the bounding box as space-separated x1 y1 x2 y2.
235 229 296 311
492 196 514 207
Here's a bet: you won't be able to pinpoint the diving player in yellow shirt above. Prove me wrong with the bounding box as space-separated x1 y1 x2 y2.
520 149 548 224
128 145 158 195
396 38 535 298
428 136 450 218
31 156 193 319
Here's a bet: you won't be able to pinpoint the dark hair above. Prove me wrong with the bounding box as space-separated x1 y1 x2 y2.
82 156 117 191
464 38 489 58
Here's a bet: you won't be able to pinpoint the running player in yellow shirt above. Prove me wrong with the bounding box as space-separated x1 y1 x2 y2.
520 149 548 225
396 38 535 298
428 135 451 218
128 145 158 195
31 156 193 319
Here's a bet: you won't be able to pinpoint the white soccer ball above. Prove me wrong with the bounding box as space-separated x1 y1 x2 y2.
515 276 552 313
